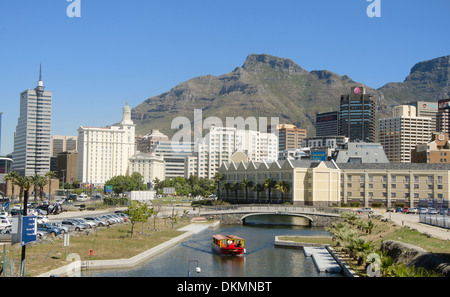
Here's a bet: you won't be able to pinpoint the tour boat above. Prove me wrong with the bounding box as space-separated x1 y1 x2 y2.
212 234 245 256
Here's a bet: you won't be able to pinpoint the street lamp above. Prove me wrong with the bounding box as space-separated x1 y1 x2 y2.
187 260 201 277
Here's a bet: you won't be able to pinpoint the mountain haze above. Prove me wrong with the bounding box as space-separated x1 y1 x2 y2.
131 54 450 137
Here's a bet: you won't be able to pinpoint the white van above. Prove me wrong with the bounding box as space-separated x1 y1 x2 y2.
0 218 11 229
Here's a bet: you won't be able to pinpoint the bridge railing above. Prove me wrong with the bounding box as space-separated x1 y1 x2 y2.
200 204 344 215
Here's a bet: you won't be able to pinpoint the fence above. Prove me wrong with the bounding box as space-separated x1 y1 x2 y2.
418 199 450 230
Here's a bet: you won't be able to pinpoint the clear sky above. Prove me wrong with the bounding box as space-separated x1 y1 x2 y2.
0 0 449 155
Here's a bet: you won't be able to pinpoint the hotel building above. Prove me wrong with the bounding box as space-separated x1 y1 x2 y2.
77 104 136 184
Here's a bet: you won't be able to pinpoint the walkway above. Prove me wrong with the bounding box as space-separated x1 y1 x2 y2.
374 209 450 241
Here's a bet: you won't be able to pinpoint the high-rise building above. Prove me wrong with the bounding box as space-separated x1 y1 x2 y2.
77 103 136 184
437 98 450 134
189 126 278 179
136 129 169 153
12 65 52 176
50 135 78 157
269 124 306 151
379 105 432 163
339 87 376 143
407 101 438 130
315 111 339 137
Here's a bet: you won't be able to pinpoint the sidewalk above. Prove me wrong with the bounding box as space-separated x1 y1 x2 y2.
374 209 450 241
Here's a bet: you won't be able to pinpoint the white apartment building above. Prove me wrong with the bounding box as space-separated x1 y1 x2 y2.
13 67 52 176
188 126 278 179
77 104 136 184
379 105 432 163
128 152 165 185
152 141 193 178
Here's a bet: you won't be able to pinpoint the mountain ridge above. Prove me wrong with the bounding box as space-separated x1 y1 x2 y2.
131 53 450 137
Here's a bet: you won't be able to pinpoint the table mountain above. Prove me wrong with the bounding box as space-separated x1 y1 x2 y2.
131 54 450 137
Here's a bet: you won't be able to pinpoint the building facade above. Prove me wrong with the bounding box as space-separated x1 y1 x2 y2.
191 126 278 179
315 111 339 137
437 98 450 134
379 105 432 163
219 160 450 208
152 141 193 178
219 159 341 206
136 129 169 153
412 133 450 163
269 124 307 151
77 104 136 184
12 67 52 176
128 152 165 185
339 86 376 143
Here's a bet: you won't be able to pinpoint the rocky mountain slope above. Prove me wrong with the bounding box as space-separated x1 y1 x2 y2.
131 54 450 137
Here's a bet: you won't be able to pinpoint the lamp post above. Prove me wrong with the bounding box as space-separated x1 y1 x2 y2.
187 259 201 277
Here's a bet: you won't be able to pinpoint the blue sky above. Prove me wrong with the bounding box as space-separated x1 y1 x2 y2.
0 0 449 155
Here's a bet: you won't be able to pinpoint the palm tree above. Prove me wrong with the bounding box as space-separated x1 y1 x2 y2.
15 176 32 205
252 183 264 204
263 178 277 204
213 172 224 200
275 181 291 204
31 174 48 202
4 171 20 203
45 171 57 201
222 182 232 202
241 179 254 203
231 182 242 204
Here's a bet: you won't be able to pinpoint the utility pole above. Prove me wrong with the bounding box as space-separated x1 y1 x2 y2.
20 189 29 276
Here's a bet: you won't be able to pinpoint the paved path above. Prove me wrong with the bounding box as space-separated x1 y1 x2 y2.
373 209 450 241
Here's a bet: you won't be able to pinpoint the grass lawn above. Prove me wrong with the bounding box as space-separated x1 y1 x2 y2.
1 218 190 277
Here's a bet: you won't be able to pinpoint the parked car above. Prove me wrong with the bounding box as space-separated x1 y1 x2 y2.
84 216 108 227
37 223 62 236
74 218 96 228
60 220 86 231
49 221 69 233
395 207 404 213
0 218 12 229
428 208 438 214
406 207 418 214
37 215 49 224
66 218 91 229
356 207 374 214
77 193 89 202
419 208 428 214
386 207 394 212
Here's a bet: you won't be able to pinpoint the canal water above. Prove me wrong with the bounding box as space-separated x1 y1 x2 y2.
83 216 343 277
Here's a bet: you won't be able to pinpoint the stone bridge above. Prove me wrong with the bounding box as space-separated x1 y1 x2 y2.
197 205 342 227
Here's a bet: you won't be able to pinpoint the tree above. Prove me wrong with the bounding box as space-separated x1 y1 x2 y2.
4 171 20 203
241 179 253 203
213 172 224 199
275 181 290 203
15 176 32 204
45 171 57 200
124 201 151 239
232 182 242 204
222 182 232 202
252 183 265 203
263 178 277 203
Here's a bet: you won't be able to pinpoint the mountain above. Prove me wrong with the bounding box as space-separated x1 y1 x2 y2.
379 55 450 104
131 54 450 137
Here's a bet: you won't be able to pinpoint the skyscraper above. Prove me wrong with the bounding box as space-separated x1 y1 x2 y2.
12 65 52 176
339 86 376 143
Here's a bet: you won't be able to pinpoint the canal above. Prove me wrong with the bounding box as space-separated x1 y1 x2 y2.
83 216 343 277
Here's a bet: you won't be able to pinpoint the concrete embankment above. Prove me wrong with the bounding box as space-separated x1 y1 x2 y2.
38 221 219 277
274 236 358 277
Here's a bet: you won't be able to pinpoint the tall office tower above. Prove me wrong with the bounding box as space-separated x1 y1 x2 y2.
407 101 438 131
269 124 307 151
379 105 432 163
77 103 136 184
315 111 339 137
339 86 376 143
12 66 52 176
437 98 450 134
50 135 78 157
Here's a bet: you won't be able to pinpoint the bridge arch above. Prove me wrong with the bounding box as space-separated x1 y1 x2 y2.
241 213 313 226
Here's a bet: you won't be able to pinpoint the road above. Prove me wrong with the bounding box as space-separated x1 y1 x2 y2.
373 209 450 241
